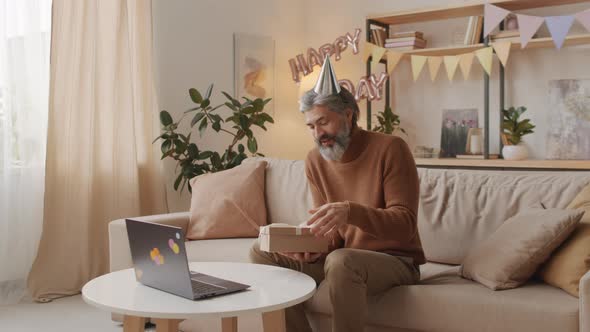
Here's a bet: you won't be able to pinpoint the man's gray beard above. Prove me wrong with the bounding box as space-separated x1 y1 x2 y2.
317 121 351 161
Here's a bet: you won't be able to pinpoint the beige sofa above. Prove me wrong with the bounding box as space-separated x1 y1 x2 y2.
109 157 590 332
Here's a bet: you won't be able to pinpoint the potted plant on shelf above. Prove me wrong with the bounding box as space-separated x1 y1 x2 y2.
501 106 535 161
154 84 274 193
372 106 406 136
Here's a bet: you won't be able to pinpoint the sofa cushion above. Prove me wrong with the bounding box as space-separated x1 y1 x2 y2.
187 160 267 240
305 262 579 332
185 238 256 263
461 208 583 290
417 168 590 264
244 157 313 226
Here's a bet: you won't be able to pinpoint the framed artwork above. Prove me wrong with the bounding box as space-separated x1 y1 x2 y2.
439 108 479 158
546 79 590 160
233 33 275 115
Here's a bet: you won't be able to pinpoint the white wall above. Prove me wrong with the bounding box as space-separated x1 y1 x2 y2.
153 1 590 211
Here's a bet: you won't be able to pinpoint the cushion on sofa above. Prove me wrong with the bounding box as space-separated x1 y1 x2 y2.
187 160 268 240
243 157 312 226
417 168 590 264
305 262 579 332
540 183 590 297
460 208 584 290
185 238 256 263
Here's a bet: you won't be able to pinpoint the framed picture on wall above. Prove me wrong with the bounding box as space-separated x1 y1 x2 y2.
233 33 275 115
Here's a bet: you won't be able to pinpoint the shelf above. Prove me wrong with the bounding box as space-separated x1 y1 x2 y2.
507 33 590 50
398 44 487 56
368 0 590 25
415 158 590 170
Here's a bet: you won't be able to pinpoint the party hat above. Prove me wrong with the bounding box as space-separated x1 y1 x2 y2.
313 55 341 95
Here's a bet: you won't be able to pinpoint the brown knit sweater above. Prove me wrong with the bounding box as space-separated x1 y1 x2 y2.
305 127 426 265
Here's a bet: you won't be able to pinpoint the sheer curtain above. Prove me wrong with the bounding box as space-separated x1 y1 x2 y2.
0 0 52 305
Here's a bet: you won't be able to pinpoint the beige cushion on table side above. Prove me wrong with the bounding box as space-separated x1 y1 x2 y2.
187 160 267 240
540 183 590 297
460 208 584 290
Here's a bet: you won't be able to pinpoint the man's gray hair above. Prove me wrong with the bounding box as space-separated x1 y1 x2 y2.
299 87 359 128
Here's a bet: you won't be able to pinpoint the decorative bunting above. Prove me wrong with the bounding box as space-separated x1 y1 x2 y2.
475 47 494 76
386 51 404 75
484 4 511 37
428 57 443 82
411 55 428 81
459 53 475 80
546 15 575 49
370 45 388 72
492 41 512 67
576 9 590 33
363 43 376 63
517 14 545 48
443 56 460 81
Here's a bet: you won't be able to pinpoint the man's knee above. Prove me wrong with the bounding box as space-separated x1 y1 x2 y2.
324 249 365 283
249 238 277 266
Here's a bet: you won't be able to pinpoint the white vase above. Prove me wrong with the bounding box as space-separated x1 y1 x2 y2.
502 144 528 161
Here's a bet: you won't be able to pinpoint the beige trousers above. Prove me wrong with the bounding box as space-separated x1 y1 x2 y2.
249 239 420 332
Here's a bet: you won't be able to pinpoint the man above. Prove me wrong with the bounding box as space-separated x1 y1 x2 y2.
249 56 425 332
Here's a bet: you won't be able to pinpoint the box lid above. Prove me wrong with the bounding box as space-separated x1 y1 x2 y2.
259 223 314 236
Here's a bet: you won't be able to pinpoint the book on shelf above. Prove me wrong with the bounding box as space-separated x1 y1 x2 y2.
384 46 424 51
385 39 427 48
455 154 500 160
385 36 426 43
464 16 483 45
370 26 387 47
391 31 424 39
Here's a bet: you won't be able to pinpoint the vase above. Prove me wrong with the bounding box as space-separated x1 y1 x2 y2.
502 144 528 161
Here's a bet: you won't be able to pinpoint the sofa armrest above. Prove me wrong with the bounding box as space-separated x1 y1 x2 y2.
581 269 590 332
108 211 191 272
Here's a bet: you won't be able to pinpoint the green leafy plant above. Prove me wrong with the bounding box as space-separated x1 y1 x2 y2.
154 84 273 193
502 106 535 145
372 106 406 135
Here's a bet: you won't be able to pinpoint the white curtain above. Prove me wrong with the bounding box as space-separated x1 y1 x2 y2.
0 0 52 305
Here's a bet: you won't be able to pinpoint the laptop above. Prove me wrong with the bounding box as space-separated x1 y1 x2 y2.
125 219 250 300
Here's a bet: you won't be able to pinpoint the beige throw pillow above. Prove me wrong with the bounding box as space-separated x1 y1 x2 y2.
539 184 590 297
186 160 268 240
461 208 584 290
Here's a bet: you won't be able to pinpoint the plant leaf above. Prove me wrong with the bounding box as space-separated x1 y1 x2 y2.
198 151 213 160
205 84 213 99
247 136 258 153
189 88 203 103
174 173 183 191
198 117 208 136
191 112 205 127
160 111 173 126
212 121 221 132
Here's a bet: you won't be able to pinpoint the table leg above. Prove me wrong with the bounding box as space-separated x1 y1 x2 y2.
153 318 182 332
262 309 286 332
221 317 238 332
123 315 146 332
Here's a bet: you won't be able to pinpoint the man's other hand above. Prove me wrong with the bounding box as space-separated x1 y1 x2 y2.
306 202 349 237
278 252 323 263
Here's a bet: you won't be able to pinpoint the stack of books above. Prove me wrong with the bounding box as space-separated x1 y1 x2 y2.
464 16 483 45
490 30 521 43
384 31 426 51
370 26 387 47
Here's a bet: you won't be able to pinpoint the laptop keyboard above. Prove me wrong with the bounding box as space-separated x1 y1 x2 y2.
191 279 225 295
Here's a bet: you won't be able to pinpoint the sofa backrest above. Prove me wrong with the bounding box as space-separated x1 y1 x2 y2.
418 168 590 264
245 157 590 265
244 157 312 226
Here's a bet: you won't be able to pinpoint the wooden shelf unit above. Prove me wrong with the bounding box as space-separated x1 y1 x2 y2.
366 0 590 163
416 158 590 170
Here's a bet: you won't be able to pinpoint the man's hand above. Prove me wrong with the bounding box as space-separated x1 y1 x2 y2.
306 202 349 237
278 252 323 263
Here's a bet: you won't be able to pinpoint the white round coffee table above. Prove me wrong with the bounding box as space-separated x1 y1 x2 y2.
82 262 316 332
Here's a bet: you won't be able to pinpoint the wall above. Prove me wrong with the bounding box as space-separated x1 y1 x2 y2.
153 1 590 211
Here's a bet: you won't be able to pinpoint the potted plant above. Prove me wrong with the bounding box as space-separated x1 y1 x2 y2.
501 106 535 160
372 106 406 136
154 84 274 193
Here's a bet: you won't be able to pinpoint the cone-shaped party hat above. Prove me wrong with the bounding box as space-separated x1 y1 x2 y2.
313 55 341 96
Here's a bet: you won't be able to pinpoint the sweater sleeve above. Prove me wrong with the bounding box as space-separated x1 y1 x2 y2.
346 138 420 242
305 156 345 252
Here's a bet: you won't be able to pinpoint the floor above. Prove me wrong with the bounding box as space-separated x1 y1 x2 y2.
0 294 263 332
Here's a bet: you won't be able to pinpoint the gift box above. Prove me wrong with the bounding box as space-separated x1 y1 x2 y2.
258 223 330 253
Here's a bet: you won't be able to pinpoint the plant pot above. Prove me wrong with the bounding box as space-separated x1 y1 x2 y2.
502 144 528 161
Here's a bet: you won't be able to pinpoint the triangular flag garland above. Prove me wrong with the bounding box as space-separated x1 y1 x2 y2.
517 14 545 48
475 47 494 76
428 56 443 82
370 45 388 72
576 8 590 33
443 56 460 81
492 41 512 68
363 43 376 63
386 51 404 75
459 52 475 80
484 4 511 37
545 15 575 49
411 55 428 81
